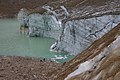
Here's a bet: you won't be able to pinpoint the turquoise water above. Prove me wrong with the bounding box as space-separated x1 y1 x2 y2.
0 19 74 62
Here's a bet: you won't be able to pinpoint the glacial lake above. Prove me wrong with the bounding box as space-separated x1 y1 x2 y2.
0 19 74 62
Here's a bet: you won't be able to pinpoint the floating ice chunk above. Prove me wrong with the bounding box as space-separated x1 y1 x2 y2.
55 55 67 59
50 42 57 51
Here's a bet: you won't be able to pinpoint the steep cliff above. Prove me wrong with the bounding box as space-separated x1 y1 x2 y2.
52 15 120 54
27 14 62 39
18 0 120 55
65 23 120 80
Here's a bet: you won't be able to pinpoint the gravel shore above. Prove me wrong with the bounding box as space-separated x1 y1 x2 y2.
0 56 62 80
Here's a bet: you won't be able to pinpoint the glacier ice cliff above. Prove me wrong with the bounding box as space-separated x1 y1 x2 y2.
51 15 120 54
17 0 120 79
27 13 62 39
52 23 120 80
65 24 120 80
16 0 120 80
17 0 120 55
18 8 120 55
18 8 62 39
17 8 30 27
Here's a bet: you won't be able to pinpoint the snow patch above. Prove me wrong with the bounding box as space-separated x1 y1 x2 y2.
65 34 120 80
51 55 68 62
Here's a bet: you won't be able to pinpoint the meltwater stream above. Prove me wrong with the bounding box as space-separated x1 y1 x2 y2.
0 19 74 62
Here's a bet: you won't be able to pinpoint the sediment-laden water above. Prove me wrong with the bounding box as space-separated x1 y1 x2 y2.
0 19 74 62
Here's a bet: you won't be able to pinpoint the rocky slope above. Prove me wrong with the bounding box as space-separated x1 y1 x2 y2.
0 0 57 18
68 49 120 80
53 23 120 80
65 24 120 80
0 56 61 80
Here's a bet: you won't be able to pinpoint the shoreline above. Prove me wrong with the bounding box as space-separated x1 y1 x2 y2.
0 55 62 80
